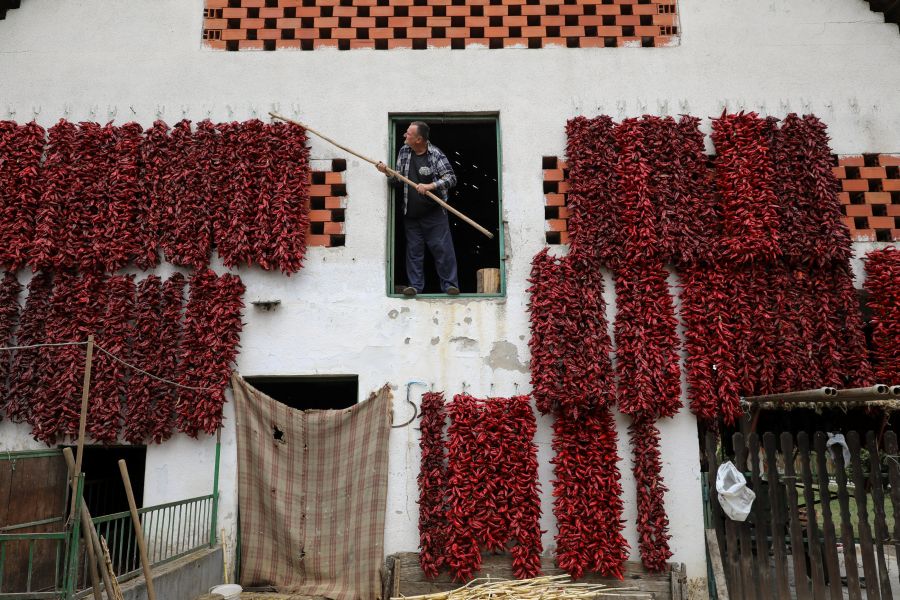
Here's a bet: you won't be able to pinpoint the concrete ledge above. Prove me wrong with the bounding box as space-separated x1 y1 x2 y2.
79 546 224 600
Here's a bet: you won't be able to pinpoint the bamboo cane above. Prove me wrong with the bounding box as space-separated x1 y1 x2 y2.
63 447 113 599
268 112 495 240
119 459 157 600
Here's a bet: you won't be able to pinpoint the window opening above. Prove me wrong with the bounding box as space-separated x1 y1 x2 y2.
388 115 504 297
245 375 359 411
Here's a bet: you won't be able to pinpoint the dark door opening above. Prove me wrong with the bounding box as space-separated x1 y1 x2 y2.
63 445 146 517
390 117 503 296
244 375 359 411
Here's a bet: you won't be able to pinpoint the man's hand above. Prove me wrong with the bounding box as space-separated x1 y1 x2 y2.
376 161 388 174
416 183 432 195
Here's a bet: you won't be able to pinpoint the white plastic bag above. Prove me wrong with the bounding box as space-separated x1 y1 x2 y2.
716 461 756 521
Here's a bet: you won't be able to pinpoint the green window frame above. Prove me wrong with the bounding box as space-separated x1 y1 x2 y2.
385 113 506 299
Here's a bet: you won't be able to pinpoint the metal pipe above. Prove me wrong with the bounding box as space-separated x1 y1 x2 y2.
833 385 890 399
743 387 837 405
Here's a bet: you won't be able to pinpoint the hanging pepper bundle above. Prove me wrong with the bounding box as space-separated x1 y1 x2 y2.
4 271 53 424
614 119 661 266
151 273 187 443
551 409 628 579
100 123 145 272
0 121 45 270
31 120 77 270
32 271 105 443
613 262 681 418
418 391 448 578
829 263 874 387
710 112 781 265
0 272 22 419
214 120 257 268
647 116 720 267
680 266 742 426
628 416 673 572
176 269 245 436
266 121 311 274
865 248 900 383
89 275 135 443
123 275 162 443
528 250 614 418
159 120 216 268
137 120 171 270
564 116 618 265
772 114 851 267
444 394 542 581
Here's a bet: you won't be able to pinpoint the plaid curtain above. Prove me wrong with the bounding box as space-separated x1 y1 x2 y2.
232 373 392 599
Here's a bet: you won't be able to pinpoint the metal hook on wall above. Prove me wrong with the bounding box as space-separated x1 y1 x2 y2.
392 381 425 428
31 105 40 120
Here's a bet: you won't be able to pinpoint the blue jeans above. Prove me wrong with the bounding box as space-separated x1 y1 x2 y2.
404 209 459 292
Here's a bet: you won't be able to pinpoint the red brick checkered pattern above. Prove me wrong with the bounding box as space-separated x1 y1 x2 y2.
308 158 346 247
542 153 900 245
203 0 679 51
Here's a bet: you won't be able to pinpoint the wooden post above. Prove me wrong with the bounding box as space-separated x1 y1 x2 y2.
476 268 500 294
63 447 113 599
70 334 95 522
119 459 156 600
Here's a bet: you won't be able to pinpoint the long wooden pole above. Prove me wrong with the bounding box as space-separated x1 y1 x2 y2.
70 334 95 522
63 447 114 599
119 459 157 600
269 112 495 240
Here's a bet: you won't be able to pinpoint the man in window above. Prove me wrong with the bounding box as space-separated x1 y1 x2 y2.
377 121 460 297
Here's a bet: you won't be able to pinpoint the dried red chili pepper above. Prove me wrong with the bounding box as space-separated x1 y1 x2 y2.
123 275 162 443
151 272 187 443
4 271 53 424
629 416 673 572
31 120 77 270
418 391 448 578
444 394 542 581
176 268 245 436
865 247 900 384
0 121 44 270
552 409 628 579
89 275 135 443
0 272 22 420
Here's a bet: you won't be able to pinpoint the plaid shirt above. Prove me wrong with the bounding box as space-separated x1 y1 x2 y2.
390 142 457 214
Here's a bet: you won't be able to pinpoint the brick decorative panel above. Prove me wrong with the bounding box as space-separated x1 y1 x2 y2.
542 153 900 245
202 0 679 51
307 158 347 247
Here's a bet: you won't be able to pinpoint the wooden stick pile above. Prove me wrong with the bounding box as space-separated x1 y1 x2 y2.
391 575 652 600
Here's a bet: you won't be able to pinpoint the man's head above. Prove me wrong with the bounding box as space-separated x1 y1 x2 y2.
404 121 430 151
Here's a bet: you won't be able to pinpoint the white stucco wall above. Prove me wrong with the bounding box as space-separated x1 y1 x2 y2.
1 0 899 586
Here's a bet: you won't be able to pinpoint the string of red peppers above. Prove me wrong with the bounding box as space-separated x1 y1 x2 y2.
864 248 900 384
176 268 246 437
0 122 44 270
551 409 628 579
0 119 310 274
417 391 448 579
4 271 53 424
443 394 542 581
628 416 672 572
0 270 241 443
0 272 21 422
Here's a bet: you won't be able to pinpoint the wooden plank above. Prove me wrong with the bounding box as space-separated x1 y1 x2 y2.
669 562 685 600
763 433 790 599
780 432 811 600
865 431 893 599
476 268 500 294
388 553 675 599
704 433 728 588
796 432 826 600
813 432 844 600
832 431 862 600
846 432 881 600
747 434 772 599
706 529 730 600
732 433 757 600
884 432 900 575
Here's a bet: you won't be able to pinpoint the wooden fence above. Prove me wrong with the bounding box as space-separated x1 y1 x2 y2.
705 430 900 600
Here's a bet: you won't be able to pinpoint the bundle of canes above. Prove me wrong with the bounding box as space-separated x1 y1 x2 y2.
269 112 494 240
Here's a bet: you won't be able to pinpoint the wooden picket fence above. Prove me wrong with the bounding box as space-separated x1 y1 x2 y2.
705 430 900 600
